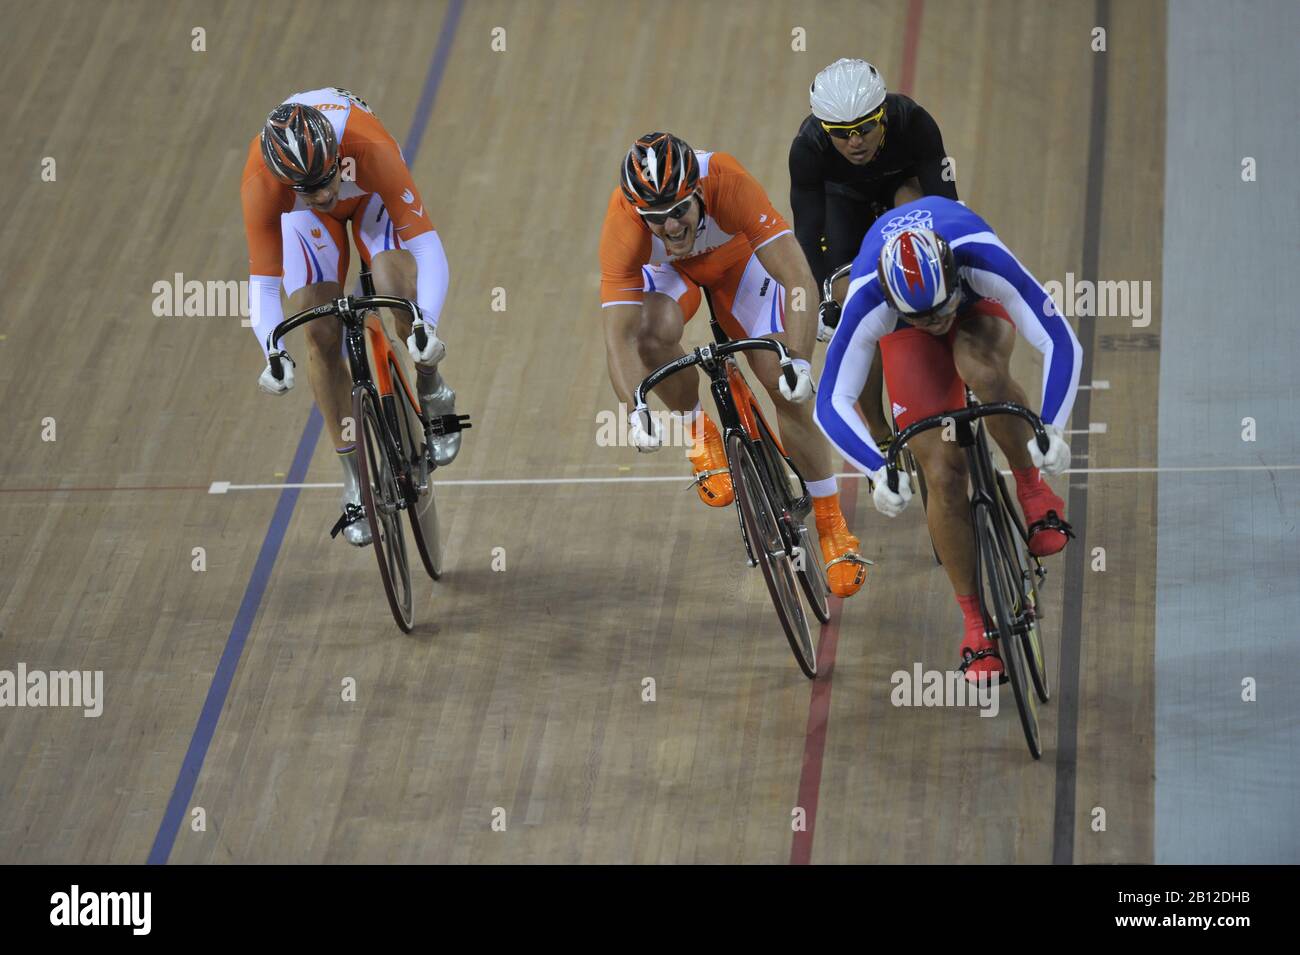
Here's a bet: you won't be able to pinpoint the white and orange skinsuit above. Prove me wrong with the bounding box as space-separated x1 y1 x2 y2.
240 87 449 355
599 150 793 339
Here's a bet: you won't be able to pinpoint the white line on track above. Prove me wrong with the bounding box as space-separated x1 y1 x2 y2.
208 463 1300 494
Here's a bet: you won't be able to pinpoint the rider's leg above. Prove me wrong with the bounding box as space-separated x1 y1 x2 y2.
880 325 999 679
637 290 698 414
288 280 350 448
951 309 1034 469
722 254 865 595
359 200 461 466
290 279 373 547
862 351 890 443
909 430 976 591
744 342 865 596
637 281 732 507
279 209 370 545
952 305 1069 557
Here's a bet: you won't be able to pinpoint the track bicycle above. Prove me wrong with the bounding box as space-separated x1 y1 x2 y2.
634 293 834 678
266 270 470 632
882 393 1053 758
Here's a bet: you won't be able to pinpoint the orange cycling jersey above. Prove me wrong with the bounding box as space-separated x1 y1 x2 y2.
598 151 791 307
240 91 435 277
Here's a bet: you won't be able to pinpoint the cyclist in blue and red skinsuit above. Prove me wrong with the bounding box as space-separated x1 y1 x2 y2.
814 195 1082 682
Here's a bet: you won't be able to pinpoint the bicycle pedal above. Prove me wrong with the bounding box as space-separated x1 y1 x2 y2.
425 412 472 437
329 504 366 540
826 553 874 569
685 467 730 494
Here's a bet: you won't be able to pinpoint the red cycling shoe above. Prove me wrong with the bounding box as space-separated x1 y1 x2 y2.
956 596 1005 685
1014 469 1074 557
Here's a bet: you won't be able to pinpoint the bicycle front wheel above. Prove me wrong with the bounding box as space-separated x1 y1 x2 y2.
728 431 817 679
994 471 1049 702
976 502 1040 759
354 385 414 632
749 410 830 625
387 356 441 581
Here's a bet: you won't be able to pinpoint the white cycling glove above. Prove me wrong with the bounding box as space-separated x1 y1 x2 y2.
258 353 295 396
1028 423 1071 476
628 409 661 453
407 319 446 366
869 466 912 517
779 358 815 403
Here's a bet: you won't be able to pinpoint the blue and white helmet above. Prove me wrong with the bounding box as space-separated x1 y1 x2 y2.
877 227 959 315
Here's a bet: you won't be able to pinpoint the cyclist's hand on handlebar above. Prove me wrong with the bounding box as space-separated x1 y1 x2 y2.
406 317 446 366
869 466 912 517
258 352 295 395
628 408 662 453
779 358 815 403
817 299 841 342
1028 423 1071 476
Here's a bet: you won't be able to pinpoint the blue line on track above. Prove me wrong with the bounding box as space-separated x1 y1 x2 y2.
147 0 465 865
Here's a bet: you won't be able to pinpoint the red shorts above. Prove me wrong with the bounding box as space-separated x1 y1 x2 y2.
879 298 1013 430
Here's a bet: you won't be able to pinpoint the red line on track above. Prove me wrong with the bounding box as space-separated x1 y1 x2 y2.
789 0 924 865
790 478 857 865
0 485 207 494
899 0 925 97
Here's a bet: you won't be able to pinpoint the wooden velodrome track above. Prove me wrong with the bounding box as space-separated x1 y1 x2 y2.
1 0 1163 863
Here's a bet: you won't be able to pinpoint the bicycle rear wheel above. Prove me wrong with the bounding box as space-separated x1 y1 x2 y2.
387 356 441 581
354 385 414 632
728 431 817 679
750 410 830 624
976 502 1041 759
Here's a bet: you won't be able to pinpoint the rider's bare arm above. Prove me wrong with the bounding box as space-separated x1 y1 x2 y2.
755 232 819 361
602 303 646 409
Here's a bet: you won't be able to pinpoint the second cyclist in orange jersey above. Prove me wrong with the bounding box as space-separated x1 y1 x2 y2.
600 132 868 597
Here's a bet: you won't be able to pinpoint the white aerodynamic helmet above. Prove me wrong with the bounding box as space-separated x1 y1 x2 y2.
809 58 887 123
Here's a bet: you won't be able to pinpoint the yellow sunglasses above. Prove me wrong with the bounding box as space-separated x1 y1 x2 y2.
820 106 886 140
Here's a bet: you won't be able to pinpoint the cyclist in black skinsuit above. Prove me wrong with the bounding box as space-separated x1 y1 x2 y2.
790 58 958 443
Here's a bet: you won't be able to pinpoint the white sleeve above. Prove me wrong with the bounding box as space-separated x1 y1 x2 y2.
403 230 450 329
812 275 894 474
248 274 284 358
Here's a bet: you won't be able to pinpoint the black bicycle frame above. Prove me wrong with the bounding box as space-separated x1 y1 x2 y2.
883 398 1050 629
634 338 806 558
266 275 426 481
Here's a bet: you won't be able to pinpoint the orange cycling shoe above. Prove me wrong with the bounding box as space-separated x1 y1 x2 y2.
1013 467 1074 557
687 412 734 507
956 594 1004 685
814 494 868 598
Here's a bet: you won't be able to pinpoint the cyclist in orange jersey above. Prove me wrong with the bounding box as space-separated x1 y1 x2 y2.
600 132 868 597
240 88 459 546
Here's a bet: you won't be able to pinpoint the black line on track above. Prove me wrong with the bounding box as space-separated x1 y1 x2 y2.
1051 0 1110 865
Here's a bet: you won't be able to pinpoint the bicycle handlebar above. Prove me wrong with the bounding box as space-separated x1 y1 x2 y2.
883 402 1051 493
266 294 425 382
818 262 855 332
632 338 799 434
821 262 854 307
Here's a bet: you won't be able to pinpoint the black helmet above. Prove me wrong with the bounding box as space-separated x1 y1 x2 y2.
620 132 700 209
260 103 339 191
